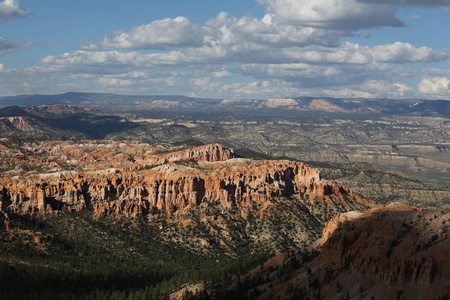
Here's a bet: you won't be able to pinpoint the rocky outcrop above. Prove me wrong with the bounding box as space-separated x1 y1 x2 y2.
135 143 238 166
0 143 371 218
0 116 47 132
251 203 450 300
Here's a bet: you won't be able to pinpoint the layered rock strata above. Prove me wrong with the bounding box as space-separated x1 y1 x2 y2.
0 143 371 217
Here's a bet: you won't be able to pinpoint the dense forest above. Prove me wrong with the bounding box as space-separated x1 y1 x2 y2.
0 210 273 300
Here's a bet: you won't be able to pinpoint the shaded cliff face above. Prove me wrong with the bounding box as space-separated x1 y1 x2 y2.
241 203 450 300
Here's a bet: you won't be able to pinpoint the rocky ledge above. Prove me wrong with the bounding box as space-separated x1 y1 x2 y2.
0 142 371 219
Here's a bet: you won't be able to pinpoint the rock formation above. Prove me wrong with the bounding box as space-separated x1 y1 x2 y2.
0 142 371 218
248 203 450 300
135 143 237 166
0 116 47 132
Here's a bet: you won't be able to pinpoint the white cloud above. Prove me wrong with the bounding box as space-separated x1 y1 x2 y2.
317 81 412 98
189 79 305 99
211 70 231 78
321 88 374 98
83 12 344 51
256 0 403 29
82 17 206 50
361 80 413 97
76 12 448 71
0 59 444 99
189 77 210 87
0 0 29 20
205 12 343 48
33 39 439 96
1 1 448 100
371 42 449 63
236 61 414 88
280 43 372 64
98 77 134 87
418 77 450 97
96 73 181 94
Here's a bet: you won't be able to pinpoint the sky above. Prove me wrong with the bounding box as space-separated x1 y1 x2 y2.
0 0 449 100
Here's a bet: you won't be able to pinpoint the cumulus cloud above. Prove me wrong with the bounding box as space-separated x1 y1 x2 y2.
205 12 343 48
418 77 450 97
33 34 444 96
83 12 343 51
2 0 448 99
0 0 29 20
212 70 231 78
361 80 413 97
82 17 206 50
371 42 449 63
256 0 403 29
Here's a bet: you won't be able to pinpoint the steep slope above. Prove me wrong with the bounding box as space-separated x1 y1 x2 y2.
0 140 376 299
0 142 370 216
0 141 373 255
235 203 450 300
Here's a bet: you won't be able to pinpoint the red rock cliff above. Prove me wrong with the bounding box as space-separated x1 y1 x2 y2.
0 143 371 217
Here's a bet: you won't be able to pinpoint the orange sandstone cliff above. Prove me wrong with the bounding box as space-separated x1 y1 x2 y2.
0 142 371 218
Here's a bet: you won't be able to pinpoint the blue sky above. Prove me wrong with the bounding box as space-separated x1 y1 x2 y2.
0 0 449 99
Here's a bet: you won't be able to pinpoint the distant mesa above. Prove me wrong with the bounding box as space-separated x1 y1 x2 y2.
307 98 349 112
261 97 298 108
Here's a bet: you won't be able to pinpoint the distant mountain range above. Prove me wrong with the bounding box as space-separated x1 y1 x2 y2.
1 92 449 116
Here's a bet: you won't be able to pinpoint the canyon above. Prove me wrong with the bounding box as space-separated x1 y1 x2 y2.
2 99 449 210
0 142 370 228
0 96 449 299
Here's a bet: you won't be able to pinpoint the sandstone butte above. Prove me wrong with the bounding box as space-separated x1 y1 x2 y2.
250 203 450 300
0 142 371 218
